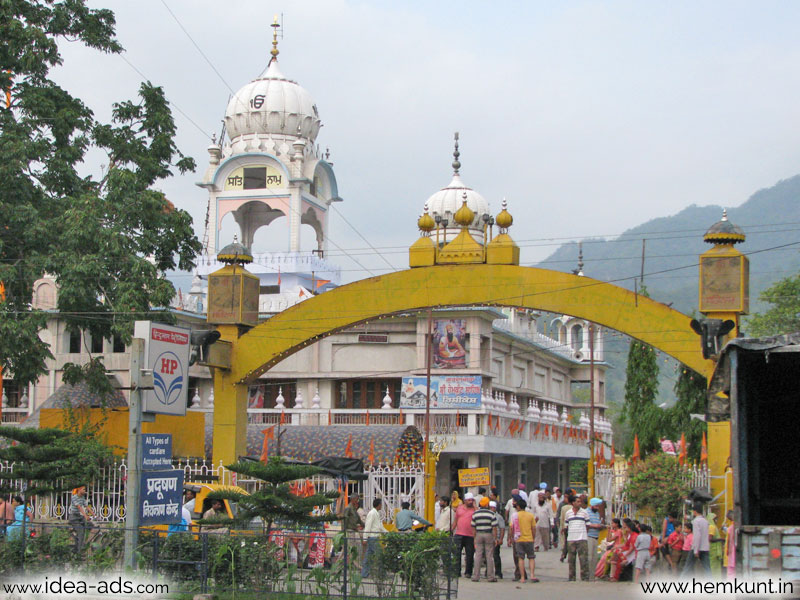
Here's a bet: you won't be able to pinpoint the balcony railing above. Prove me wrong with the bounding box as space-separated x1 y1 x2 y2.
246 407 612 447
1 408 29 424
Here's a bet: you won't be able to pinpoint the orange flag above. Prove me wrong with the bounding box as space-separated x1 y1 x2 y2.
701 432 708 464
368 439 375 465
344 434 354 458
487 414 493 431
679 433 687 466
260 426 276 463
599 444 606 467
610 441 616 464
534 423 541 436
280 411 286 425
632 434 641 463
328 410 332 426
365 411 370 427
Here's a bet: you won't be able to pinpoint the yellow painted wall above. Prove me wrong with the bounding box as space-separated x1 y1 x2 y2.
39 408 206 458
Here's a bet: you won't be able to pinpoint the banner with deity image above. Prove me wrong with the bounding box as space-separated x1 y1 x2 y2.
433 319 467 368
400 375 482 409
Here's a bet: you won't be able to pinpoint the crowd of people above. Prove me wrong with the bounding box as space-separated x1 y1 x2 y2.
429 483 737 584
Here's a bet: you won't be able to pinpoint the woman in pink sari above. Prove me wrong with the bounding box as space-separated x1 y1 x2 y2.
595 518 623 579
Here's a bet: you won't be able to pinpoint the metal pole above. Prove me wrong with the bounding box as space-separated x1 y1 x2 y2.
123 337 144 570
424 309 433 521
589 324 596 497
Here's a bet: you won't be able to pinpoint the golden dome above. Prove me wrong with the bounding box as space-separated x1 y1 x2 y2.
418 204 435 232
495 198 513 230
454 194 475 227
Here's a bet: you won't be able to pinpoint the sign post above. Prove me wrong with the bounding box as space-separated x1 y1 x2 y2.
123 338 145 571
133 321 191 416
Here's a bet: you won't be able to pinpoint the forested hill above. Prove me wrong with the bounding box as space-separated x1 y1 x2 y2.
536 174 800 319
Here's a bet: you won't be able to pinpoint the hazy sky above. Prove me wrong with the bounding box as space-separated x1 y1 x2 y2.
54 1 800 284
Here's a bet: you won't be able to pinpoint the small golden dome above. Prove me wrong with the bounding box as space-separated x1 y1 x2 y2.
454 194 475 227
418 211 435 232
495 198 513 230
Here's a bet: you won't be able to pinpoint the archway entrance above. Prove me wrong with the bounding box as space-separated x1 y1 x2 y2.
211 263 711 466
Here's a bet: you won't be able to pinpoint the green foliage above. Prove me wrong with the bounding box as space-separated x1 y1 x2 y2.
661 368 707 462
377 531 456 600
0 526 78 574
209 535 282 590
0 0 200 389
621 292 663 458
202 456 339 533
746 272 800 336
0 426 114 495
624 453 691 522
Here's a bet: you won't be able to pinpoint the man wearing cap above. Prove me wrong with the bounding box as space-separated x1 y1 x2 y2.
452 492 477 578
533 492 553 551
489 500 505 579
587 497 606 579
471 497 498 582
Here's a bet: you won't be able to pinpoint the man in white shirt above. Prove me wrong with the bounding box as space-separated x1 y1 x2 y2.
505 488 519 523
565 495 590 581
681 504 711 577
362 498 387 578
435 496 453 532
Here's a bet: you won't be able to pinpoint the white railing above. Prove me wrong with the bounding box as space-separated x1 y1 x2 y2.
246 407 612 449
1 408 29 424
0 458 424 523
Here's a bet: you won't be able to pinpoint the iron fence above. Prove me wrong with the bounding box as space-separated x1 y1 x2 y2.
0 522 458 600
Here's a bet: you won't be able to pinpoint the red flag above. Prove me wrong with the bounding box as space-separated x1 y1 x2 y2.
277 266 281 285
632 434 641 463
328 410 332 426
368 439 375 465
701 431 708 464
344 434 353 458
678 433 687 466
260 426 275 463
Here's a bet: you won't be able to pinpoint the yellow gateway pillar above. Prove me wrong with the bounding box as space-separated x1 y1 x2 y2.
697 210 748 508
206 239 260 467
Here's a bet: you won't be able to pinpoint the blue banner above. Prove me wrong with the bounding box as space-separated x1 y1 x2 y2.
141 433 172 470
400 375 482 409
140 469 184 526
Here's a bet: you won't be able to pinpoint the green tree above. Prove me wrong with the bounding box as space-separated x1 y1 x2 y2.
0 1 200 389
621 334 662 457
203 457 339 534
746 272 800 336
624 453 691 522
662 367 707 462
0 425 114 496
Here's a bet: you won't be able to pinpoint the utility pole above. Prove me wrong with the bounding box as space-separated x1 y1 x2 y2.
123 338 145 571
588 323 596 497
424 308 434 523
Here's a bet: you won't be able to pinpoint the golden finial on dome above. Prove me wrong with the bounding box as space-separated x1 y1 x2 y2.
454 192 475 227
418 203 435 234
495 197 513 231
270 15 281 60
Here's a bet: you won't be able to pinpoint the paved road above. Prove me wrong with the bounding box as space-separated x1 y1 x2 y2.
454 541 645 600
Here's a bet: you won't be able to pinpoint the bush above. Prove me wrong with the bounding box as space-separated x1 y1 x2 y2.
624 453 691 521
209 534 281 590
376 531 455 600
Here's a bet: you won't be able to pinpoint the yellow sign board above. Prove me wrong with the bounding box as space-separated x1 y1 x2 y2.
458 467 490 488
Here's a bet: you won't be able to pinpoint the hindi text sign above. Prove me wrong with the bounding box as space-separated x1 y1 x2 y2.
458 467 491 488
140 469 184 526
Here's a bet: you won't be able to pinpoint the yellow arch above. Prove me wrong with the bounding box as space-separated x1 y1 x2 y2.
213 264 710 465
231 264 710 383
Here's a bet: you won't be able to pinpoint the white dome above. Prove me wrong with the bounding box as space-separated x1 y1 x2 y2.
224 59 321 142
425 174 490 232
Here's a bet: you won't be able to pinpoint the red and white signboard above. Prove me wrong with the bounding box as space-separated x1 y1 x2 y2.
134 321 191 416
